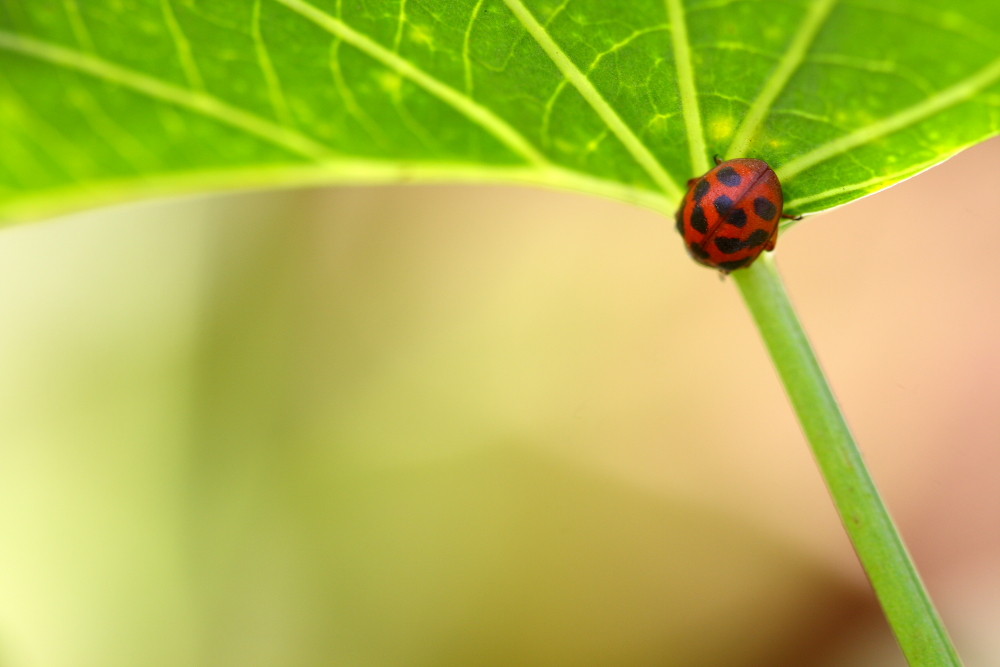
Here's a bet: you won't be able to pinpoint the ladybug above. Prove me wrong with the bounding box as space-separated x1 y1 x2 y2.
676 157 796 273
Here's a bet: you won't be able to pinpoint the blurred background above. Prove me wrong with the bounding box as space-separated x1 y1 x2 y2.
0 137 998 666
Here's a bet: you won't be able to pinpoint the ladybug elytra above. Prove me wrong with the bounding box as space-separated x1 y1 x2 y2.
676 157 793 273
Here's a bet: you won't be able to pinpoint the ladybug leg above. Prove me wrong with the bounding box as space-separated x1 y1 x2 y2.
687 178 698 187
765 227 778 252
781 212 803 221
713 154 722 165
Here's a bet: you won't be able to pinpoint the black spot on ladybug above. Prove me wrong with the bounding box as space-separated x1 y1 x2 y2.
713 194 734 216
693 179 710 202
745 229 771 248
690 205 708 233
719 258 750 272
753 197 777 221
714 236 743 254
727 208 747 228
689 242 709 259
716 166 741 187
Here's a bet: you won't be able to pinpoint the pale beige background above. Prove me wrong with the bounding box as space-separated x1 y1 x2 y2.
0 137 997 665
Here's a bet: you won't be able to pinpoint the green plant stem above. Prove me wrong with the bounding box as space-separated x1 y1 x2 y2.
732 253 961 667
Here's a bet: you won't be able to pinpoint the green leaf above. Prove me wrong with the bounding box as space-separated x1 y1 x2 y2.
1 0 999 222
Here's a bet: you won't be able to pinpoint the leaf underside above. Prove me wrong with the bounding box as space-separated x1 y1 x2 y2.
1 0 998 224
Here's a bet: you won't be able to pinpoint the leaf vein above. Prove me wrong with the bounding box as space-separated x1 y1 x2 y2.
160 0 205 91
539 25 667 151
0 161 676 223
807 52 936 96
725 0 836 159
392 0 408 52
252 0 295 126
328 39 390 148
0 30 334 161
0 73 98 176
70 89 162 171
60 1 159 170
62 0 94 52
274 0 547 166
784 161 934 211
462 0 486 94
779 55 1000 181
503 0 682 198
665 0 709 176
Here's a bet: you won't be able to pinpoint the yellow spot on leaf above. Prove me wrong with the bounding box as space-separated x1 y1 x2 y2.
377 72 403 94
408 23 434 49
709 116 734 141
583 132 608 154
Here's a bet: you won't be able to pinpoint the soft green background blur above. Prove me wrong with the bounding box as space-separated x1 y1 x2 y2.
1 138 998 666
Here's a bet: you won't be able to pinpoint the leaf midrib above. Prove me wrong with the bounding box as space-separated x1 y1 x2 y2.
0 160 676 224
724 0 836 160
665 0 708 177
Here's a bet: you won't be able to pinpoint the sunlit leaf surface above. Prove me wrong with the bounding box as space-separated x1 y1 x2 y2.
1 0 998 222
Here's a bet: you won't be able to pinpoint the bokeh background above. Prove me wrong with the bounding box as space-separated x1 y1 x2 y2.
0 137 998 666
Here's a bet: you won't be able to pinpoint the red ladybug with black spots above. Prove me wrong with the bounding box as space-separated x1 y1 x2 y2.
676 157 796 273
